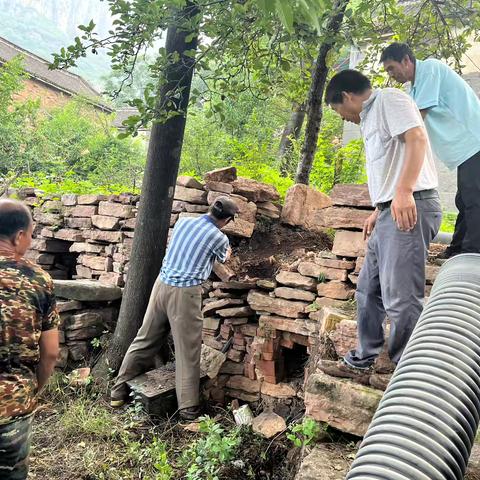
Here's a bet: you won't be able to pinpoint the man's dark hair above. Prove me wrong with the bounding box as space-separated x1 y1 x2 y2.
0 199 33 240
325 69 372 105
380 42 416 64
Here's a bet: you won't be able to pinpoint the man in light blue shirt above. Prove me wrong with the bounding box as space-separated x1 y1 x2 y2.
382 43 480 256
111 196 238 420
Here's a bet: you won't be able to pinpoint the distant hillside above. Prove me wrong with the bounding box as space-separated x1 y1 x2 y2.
0 0 112 88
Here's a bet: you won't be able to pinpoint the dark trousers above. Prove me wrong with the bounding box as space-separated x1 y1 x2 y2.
0 414 33 480
450 150 480 254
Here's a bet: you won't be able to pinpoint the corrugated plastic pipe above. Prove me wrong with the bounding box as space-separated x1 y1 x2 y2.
346 253 480 480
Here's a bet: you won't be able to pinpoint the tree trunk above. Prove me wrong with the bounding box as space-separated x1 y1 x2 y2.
101 3 200 374
279 102 306 176
295 0 349 185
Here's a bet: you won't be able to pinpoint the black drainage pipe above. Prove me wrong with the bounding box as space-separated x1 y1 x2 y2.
346 253 480 480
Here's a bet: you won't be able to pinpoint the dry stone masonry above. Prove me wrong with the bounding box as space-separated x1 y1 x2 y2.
5 167 443 426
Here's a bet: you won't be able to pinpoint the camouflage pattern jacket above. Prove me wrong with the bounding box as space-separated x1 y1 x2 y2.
0 254 59 424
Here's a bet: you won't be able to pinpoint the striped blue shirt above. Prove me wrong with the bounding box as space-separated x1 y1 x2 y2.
159 215 229 287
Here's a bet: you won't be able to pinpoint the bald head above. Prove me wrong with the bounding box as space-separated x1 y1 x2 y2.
0 199 33 241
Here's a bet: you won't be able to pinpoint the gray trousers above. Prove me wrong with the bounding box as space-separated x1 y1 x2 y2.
345 196 442 367
111 278 203 410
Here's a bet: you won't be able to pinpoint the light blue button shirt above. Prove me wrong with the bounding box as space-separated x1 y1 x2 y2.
410 59 480 170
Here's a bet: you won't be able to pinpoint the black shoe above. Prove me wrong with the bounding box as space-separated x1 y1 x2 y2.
179 406 202 421
319 359 372 385
437 247 460 260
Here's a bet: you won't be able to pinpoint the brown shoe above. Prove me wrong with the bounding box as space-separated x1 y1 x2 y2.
369 373 391 391
319 360 372 385
179 406 202 421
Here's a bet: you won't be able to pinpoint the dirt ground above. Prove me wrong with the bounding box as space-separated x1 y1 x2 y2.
28 375 296 480
229 220 333 279
295 441 480 479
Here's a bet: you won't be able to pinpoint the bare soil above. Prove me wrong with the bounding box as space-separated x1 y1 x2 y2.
229 220 333 279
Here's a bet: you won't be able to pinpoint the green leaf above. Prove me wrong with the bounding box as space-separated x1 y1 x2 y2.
275 0 294 32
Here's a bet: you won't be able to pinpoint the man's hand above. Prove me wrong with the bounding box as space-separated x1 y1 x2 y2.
363 210 379 240
391 189 417 231
225 246 232 262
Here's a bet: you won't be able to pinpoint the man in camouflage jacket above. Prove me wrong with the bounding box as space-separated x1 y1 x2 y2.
0 199 60 480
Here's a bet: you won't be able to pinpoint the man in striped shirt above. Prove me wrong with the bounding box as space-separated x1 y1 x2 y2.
111 196 238 420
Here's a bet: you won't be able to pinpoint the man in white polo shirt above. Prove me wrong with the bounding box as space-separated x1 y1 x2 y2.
382 43 480 258
322 70 442 379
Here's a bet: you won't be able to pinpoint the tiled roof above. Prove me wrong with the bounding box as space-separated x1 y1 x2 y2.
0 36 112 112
112 107 150 131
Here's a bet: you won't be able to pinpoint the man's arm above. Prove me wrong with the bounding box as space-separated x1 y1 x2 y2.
37 328 59 391
391 126 428 231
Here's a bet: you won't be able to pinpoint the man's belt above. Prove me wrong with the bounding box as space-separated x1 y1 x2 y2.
376 189 439 211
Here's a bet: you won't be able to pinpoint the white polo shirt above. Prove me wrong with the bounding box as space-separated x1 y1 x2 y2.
360 88 438 206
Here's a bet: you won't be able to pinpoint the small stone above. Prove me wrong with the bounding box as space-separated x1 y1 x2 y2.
259 315 317 336
275 271 316 291
205 181 234 194
54 280 122 301
99 272 124 287
30 239 71 253
298 262 348 282
252 412 286 438
92 215 120 230
185 204 209 213
219 361 245 375
65 217 93 229
231 177 280 203
248 291 308 319
203 317 221 331
221 218 255 238
226 375 261 393
33 211 63 226
281 184 332 229
204 166 237 183
54 229 84 242
202 298 244 316
217 306 254 318
305 372 382 436
176 176 205 189
69 367 91 386
214 280 257 290
317 281 355 300
174 186 208 205
77 194 107 205
261 382 296 398
274 287 316 302
61 194 77 206
98 201 134 219
80 255 113 272
71 205 98 217
200 344 226 379
57 300 83 313
257 279 277 290
84 230 124 243
212 262 236 282
332 231 366 258
329 183 372 208
313 207 372 230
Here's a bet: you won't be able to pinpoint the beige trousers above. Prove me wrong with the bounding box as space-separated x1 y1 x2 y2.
111 278 203 410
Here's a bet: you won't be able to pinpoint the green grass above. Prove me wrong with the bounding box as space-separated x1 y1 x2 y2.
440 212 457 233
